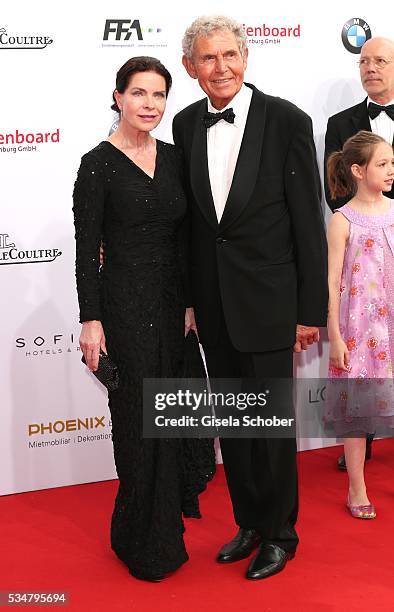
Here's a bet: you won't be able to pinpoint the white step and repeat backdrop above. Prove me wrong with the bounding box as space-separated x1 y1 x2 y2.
1 1 388 495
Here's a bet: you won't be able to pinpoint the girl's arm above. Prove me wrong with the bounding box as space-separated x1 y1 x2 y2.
327 212 350 371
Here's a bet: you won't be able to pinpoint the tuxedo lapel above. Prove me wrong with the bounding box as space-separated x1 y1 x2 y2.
351 98 371 132
190 100 218 229
219 86 266 231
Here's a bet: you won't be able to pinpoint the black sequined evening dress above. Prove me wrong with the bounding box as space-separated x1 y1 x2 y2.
73 140 215 579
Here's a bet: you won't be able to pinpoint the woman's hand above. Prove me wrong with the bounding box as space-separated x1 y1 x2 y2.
329 336 350 371
185 307 198 338
80 320 107 371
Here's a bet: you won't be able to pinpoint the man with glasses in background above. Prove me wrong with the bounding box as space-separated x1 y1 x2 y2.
324 36 394 469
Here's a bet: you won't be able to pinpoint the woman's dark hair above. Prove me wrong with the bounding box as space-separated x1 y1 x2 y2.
327 130 388 199
111 56 172 113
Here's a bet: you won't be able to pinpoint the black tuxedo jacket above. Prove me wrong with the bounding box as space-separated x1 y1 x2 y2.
173 83 328 352
324 98 394 211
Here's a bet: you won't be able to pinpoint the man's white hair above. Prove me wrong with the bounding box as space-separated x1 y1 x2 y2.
182 15 247 59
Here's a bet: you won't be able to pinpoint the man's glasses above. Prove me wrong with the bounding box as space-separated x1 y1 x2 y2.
358 57 393 69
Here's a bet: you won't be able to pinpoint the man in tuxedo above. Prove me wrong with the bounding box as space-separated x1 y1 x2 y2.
325 36 394 211
173 16 327 580
324 36 394 469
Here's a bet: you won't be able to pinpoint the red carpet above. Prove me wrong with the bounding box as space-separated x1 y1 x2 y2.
1 440 393 611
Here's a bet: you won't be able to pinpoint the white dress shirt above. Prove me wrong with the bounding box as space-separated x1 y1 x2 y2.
367 96 394 145
206 84 253 222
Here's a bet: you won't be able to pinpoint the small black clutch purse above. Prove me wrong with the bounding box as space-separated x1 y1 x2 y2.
81 350 120 391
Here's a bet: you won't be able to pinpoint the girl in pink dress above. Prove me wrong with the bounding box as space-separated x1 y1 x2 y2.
326 131 394 519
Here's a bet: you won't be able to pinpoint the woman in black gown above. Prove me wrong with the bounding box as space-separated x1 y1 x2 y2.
73 57 215 581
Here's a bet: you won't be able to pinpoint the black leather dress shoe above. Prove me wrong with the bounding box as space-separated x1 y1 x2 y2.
246 543 295 580
337 438 373 471
216 528 262 563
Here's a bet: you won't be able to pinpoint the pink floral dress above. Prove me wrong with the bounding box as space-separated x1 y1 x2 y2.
326 202 394 432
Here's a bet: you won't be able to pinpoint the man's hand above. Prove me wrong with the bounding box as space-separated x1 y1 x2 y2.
293 324 319 353
100 241 104 266
185 307 198 338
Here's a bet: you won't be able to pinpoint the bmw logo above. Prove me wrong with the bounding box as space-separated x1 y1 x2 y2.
341 18 372 54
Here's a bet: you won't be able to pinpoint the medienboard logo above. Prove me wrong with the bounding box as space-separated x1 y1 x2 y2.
243 22 301 46
102 19 166 48
0 128 60 154
341 18 372 54
0 26 53 50
0 233 62 266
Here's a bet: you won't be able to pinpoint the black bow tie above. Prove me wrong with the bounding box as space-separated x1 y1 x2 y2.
203 108 235 128
368 102 394 120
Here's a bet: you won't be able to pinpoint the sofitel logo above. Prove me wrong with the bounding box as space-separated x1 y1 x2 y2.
0 26 53 49
102 19 165 47
15 331 80 358
0 233 62 266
